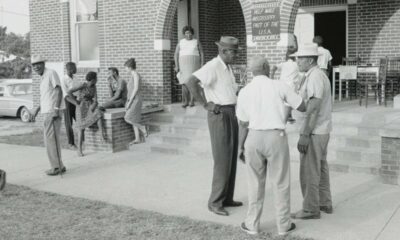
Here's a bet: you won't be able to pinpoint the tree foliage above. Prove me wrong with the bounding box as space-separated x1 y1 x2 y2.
0 26 31 79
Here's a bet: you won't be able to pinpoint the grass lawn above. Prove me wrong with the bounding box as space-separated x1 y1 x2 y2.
0 185 313 240
0 129 73 149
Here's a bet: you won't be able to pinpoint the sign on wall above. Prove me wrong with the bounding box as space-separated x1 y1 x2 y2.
252 0 280 41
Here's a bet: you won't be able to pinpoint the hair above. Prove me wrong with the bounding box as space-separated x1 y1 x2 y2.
65 62 76 70
182 26 194 35
124 58 136 70
108 67 119 76
248 55 270 76
86 71 97 81
313 36 323 46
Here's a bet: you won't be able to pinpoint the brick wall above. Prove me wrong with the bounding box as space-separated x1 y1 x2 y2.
381 137 400 185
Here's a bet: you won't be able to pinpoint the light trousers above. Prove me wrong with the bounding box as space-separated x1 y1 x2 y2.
244 130 291 233
300 134 332 212
43 113 64 169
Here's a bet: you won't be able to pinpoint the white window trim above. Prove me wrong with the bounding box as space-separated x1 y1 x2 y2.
69 0 100 68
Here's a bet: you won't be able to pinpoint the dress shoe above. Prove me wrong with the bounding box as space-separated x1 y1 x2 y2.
292 209 320 219
320 205 333 214
240 222 258 235
224 200 243 207
0 169 6 191
45 167 66 176
208 206 229 216
278 223 296 236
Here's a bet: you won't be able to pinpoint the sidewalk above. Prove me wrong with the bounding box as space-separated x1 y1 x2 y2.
1 142 400 240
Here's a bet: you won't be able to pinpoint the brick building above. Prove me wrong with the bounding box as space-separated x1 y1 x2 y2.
29 0 400 107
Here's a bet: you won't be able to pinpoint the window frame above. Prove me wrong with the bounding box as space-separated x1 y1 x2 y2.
70 0 100 68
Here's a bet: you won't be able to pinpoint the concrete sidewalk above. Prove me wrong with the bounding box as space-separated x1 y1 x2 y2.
1 142 400 240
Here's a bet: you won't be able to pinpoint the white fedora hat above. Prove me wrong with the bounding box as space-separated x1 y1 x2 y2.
290 43 320 57
31 55 47 64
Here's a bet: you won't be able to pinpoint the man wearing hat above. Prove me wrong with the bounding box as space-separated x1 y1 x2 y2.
31 55 66 176
0 169 6 191
291 43 333 219
185 36 242 216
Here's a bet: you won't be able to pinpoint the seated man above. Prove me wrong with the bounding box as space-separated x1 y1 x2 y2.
101 67 127 109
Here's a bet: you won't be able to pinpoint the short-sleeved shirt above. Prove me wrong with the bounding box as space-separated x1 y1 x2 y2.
298 66 332 134
193 55 238 105
236 75 302 130
317 46 333 70
61 74 74 98
108 77 127 101
40 68 64 113
277 59 301 89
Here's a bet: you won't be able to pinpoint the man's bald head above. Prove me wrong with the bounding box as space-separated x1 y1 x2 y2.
249 56 270 77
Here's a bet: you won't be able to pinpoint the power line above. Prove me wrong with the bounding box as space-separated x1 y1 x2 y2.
2 10 29 17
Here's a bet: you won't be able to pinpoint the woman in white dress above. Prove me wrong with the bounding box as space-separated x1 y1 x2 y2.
174 26 204 107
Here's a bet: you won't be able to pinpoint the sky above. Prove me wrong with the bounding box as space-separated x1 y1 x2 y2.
0 0 30 35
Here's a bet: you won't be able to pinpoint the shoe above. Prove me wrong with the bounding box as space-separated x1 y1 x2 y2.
182 104 188 108
208 206 229 216
278 223 296 236
189 102 195 107
292 210 320 219
240 222 258 235
320 205 333 214
45 167 66 176
0 169 6 191
224 200 243 207
69 144 78 150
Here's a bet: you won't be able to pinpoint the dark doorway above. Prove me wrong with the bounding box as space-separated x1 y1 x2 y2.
314 11 346 66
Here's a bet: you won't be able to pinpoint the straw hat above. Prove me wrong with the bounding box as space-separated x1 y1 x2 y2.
290 43 321 57
31 55 47 64
215 36 242 50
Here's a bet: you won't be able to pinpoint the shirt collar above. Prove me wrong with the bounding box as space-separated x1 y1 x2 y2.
217 55 229 70
305 65 319 77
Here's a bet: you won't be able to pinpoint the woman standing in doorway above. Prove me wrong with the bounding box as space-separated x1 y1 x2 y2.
124 58 148 145
174 26 204 108
68 71 106 157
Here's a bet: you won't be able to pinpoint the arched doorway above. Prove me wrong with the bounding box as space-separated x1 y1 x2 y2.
157 0 249 103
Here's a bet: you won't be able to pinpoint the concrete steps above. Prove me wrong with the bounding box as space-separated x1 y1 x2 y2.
143 103 384 175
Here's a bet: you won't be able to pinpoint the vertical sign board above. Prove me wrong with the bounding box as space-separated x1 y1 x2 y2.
252 0 280 42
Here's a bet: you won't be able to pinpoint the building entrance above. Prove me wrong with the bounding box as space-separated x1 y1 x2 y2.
171 0 247 103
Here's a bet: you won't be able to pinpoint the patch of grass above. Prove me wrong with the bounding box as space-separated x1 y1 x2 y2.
0 185 313 240
0 129 74 149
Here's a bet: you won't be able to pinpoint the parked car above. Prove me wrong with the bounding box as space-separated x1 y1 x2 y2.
0 79 33 122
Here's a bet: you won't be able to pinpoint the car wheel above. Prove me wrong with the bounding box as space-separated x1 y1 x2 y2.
19 107 31 123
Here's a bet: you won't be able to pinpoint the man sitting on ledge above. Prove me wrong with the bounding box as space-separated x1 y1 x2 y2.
100 67 127 110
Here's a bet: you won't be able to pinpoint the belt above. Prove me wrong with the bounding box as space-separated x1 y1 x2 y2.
219 104 236 108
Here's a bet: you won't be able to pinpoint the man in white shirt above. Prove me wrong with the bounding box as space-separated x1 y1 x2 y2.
313 36 332 76
292 43 333 219
237 56 306 236
31 55 66 176
61 62 77 149
186 36 242 216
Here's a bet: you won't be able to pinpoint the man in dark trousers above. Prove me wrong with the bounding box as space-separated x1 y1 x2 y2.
0 169 6 191
61 62 77 149
185 36 242 216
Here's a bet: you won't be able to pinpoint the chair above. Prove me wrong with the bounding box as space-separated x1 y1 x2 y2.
383 57 400 106
342 57 361 66
357 59 384 107
341 57 361 99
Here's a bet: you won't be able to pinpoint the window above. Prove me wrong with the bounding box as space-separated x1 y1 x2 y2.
70 0 99 67
0 87 4 97
10 84 32 96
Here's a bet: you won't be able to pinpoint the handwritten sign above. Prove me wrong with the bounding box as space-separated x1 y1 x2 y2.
252 0 280 41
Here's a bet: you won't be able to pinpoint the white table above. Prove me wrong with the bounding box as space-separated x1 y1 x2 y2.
332 65 379 103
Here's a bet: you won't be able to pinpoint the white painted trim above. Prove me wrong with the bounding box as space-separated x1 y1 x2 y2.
298 5 347 14
154 39 171 51
246 35 257 47
348 0 357 4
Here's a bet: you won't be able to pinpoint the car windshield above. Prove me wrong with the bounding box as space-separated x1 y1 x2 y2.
8 84 32 96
